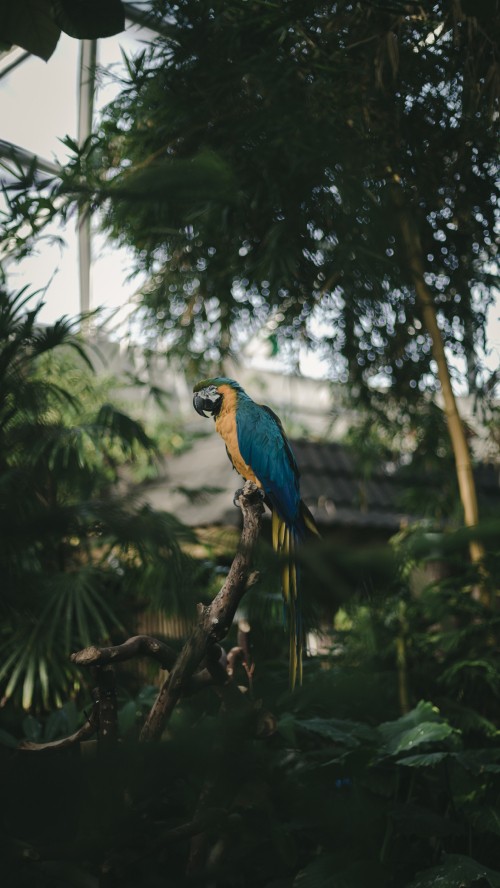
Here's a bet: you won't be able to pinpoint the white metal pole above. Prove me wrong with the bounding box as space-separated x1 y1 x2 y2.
77 39 97 317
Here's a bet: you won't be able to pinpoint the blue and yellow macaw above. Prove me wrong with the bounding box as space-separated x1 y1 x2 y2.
193 377 319 686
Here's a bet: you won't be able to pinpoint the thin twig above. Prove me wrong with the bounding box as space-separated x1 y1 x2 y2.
71 634 178 670
19 703 99 752
73 635 225 697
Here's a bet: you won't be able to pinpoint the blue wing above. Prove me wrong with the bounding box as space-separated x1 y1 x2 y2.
235 398 301 527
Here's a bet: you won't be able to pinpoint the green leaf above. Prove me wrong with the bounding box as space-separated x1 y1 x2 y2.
22 654 36 711
386 721 454 756
294 856 387 888
468 806 500 837
405 854 500 888
22 714 42 743
396 752 449 768
54 0 125 39
0 0 60 61
117 700 139 736
297 717 379 748
136 685 159 709
294 854 339 888
0 728 18 748
44 701 80 741
38 860 99 888
454 749 500 776
391 804 462 839
379 701 455 756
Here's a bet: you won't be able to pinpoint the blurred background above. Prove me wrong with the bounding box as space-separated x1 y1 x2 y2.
0 3 499 887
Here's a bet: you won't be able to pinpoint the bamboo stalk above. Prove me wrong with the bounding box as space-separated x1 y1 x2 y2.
393 185 484 566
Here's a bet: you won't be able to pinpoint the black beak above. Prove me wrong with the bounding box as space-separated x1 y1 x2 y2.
193 392 209 417
193 392 220 418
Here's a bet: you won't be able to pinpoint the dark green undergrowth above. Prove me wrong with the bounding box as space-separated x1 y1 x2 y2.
2 638 500 888
2 472 500 887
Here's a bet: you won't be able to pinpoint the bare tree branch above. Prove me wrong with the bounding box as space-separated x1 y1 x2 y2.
22 482 263 753
19 702 99 752
71 635 178 670
72 636 228 697
140 481 264 742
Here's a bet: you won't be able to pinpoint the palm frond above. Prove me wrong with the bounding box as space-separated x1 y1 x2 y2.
94 403 158 455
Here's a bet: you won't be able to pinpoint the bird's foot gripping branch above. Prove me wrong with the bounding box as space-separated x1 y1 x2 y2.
19 482 264 752
233 485 265 507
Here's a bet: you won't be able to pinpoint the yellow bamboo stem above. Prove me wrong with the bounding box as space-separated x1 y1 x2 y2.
393 185 484 566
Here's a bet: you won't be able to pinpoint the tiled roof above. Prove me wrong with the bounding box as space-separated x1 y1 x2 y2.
140 431 500 532
292 440 409 530
293 439 500 531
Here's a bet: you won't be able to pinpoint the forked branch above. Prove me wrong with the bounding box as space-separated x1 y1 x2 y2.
20 482 263 751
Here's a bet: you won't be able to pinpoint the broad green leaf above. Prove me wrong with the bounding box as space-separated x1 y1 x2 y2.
1 0 60 60
396 752 449 768
405 854 500 888
297 717 379 748
391 804 462 839
294 854 339 888
118 701 139 736
455 749 500 776
379 701 455 756
0 728 18 748
44 701 79 741
468 806 500 837
294 856 387 888
277 713 298 745
38 859 99 888
22 714 42 743
384 721 454 756
136 685 159 709
54 0 125 39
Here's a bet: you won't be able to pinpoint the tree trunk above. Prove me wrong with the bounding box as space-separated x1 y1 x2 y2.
393 187 484 565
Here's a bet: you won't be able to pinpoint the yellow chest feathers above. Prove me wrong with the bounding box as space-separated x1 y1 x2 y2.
215 386 261 487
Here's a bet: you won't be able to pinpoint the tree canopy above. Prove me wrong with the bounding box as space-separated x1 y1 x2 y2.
3 0 497 548
54 3 500 388
1 7 500 883
3 2 498 392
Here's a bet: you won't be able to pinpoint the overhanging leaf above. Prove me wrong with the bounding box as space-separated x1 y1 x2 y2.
390 804 462 839
0 728 18 748
379 701 456 756
405 854 500 888
117 700 139 736
294 855 387 888
467 806 500 837
1 0 60 61
297 716 379 748
54 0 125 39
396 752 449 768
384 721 454 756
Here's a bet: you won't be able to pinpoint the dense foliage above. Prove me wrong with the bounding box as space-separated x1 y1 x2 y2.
3 1 498 399
1 3 499 886
0 288 198 711
3 520 500 888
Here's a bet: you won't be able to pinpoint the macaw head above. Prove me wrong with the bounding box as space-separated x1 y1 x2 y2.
192 377 241 418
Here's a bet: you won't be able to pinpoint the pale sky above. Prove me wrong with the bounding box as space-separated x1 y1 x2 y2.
0 29 498 383
0 28 146 329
